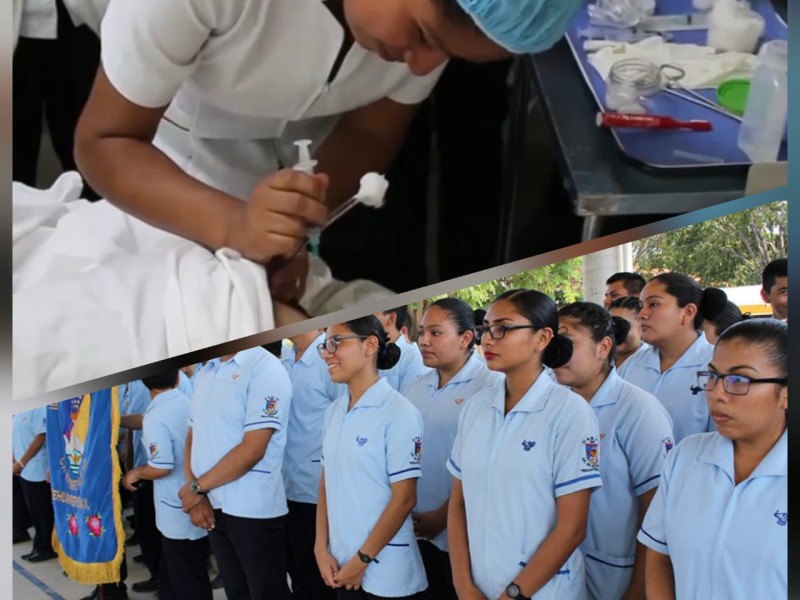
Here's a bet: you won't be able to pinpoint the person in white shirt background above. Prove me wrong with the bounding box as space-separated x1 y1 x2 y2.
403 297 501 600
316 316 428 599
375 306 432 393
638 318 788 600
760 258 788 322
447 289 602 600
603 272 646 310
553 302 673 600
607 296 650 371
13 0 101 198
618 273 728 443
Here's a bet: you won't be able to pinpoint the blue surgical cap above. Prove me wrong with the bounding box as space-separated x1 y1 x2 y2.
455 0 583 54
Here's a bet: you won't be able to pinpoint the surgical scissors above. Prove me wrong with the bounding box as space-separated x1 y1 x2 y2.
658 64 743 122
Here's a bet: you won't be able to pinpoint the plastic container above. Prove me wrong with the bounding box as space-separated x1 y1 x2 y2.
707 0 765 53
693 0 717 10
737 40 788 163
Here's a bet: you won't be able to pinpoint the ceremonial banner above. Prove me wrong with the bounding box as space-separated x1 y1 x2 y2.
46 387 124 583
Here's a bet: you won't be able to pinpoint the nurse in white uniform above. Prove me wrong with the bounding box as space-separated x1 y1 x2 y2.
315 315 428 599
638 319 787 600
618 273 728 443
553 302 674 600
74 0 584 295
403 298 501 600
448 289 602 600
607 296 650 371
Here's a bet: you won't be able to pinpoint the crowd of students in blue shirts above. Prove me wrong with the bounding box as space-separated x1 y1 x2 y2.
13 258 788 600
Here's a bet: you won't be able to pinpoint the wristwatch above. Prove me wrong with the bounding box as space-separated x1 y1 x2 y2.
505 582 531 600
357 550 379 565
190 478 207 495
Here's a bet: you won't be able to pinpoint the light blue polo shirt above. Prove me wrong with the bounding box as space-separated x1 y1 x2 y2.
13 407 48 483
282 333 346 504
616 341 651 377
447 372 602 600
638 430 787 600
379 336 432 394
189 347 293 519
321 378 428 597
141 388 207 541
177 370 194 397
617 333 714 443
403 352 502 552
580 369 674 600
120 380 151 468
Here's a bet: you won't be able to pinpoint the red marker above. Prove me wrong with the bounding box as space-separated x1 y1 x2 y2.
597 112 713 131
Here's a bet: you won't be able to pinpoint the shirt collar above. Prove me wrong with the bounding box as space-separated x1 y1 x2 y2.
699 429 787 480
485 369 553 415
423 351 486 390
590 369 622 408
296 333 325 367
147 388 183 411
211 347 261 370
640 332 712 372
340 378 392 411
394 335 410 351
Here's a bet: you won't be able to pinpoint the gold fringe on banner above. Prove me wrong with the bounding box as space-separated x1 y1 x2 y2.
52 387 125 584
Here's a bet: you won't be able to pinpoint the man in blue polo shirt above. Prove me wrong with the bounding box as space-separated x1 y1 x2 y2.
13 407 56 563
180 347 293 600
123 370 212 600
281 330 345 600
375 306 431 393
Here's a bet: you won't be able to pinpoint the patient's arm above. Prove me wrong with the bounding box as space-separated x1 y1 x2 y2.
273 300 313 328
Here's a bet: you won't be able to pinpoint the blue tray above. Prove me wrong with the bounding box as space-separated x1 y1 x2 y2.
564 0 788 169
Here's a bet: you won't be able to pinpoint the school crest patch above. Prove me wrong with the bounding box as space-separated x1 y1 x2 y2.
581 436 600 471
149 442 158 459
262 396 279 418
410 436 422 464
662 437 674 454
774 510 788 526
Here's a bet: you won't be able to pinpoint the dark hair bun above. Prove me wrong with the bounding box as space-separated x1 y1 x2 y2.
610 316 631 346
700 287 728 321
377 342 401 370
542 333 573 369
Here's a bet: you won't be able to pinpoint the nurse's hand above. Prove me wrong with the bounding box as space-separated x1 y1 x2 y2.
314 548 341 588
412 510 445 539
188 498 215 530
335 556 367 590
122 469 141 492
229 169 329 264
178 481 206 513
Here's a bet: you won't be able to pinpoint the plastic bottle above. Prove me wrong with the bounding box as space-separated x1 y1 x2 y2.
737 40 788 163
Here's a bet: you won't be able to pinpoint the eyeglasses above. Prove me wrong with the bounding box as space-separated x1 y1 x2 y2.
474 324 537 342
316 335 367 356
695 371 787 396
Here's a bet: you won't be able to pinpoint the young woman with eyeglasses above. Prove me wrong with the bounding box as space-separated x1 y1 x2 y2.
447 289 602 600
617 273 728 443
553 303 673 600
638 319 787 600
402 298 501 600
607 296 649 371
314 316 428 600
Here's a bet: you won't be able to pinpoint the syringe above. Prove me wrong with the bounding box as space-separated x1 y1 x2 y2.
292 139 322 257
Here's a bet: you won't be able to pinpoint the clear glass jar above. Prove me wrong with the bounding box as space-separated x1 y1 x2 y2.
605 58 662 113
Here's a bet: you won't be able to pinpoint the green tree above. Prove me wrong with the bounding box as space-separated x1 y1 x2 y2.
410 258 584 327
633 201 787 286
